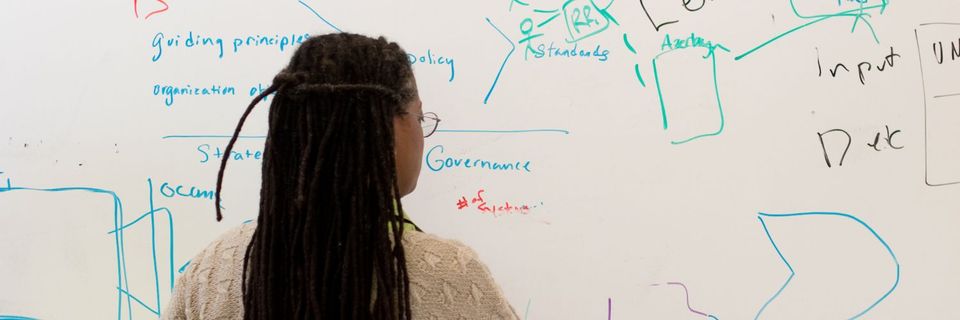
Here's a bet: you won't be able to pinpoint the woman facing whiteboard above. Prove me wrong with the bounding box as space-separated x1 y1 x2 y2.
162 33 518 320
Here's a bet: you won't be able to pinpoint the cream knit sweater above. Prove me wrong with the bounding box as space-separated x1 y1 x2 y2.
162 223 519 319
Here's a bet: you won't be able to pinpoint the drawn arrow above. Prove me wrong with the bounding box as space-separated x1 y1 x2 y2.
755 211 900 320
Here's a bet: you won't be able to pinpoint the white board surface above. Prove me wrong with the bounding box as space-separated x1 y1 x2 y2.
2 0 959 319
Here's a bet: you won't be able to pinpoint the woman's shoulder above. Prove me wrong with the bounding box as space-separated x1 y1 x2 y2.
401 230 480 261
162 223 254 319
190 222 257 270
402 231 519 319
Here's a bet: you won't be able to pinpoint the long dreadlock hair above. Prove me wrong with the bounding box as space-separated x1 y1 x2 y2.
214 33 417 319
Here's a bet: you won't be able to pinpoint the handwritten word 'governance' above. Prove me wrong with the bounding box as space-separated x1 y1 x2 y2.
425 145 532 173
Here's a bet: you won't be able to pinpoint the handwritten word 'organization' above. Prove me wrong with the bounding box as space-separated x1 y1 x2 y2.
153 84 237 106
152 83 280 107
425 145 532 173
151 32 310 62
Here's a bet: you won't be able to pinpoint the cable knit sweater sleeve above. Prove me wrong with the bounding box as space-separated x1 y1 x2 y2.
403 231 519 319
162 224 518 319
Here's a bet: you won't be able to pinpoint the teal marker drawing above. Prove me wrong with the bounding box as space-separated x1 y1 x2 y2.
736 0 889 60
650 33 731 144
623 33 647 87
1 179 180 319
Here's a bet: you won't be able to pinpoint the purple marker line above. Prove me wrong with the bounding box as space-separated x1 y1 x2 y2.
608 298 612 320
666 282 710 318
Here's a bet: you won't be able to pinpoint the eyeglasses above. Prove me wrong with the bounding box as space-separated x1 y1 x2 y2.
417 112 440 138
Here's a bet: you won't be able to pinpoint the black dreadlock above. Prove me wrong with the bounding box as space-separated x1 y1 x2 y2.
215 33 417 319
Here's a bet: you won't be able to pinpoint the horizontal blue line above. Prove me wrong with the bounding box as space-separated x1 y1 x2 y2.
162 135 266 139
163 129 570 140
436 129 570 134
0 316 40 320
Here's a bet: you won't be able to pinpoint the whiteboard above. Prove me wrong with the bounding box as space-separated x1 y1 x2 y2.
1 0 959 319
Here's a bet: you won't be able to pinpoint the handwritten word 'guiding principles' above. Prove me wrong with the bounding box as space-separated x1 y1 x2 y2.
407 50 455 82
151 32 310 62
425 145 532 173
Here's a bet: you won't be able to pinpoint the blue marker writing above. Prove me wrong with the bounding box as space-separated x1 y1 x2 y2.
425 145 532 173
407 49 456 82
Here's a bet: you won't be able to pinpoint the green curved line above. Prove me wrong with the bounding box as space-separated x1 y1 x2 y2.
623 33 637 54
857 13 881 43
791 0 885 19
670 52 725 145
537 13 562 28
634 64 647 87
652 58 667 130
590 0 620 26
737 2 888 60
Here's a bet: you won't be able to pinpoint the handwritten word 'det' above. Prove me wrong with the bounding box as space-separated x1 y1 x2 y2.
425 145 532 173
817 125 903 168
407 50 455 82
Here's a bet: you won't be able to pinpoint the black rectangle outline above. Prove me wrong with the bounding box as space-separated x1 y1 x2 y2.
916 24 960 186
